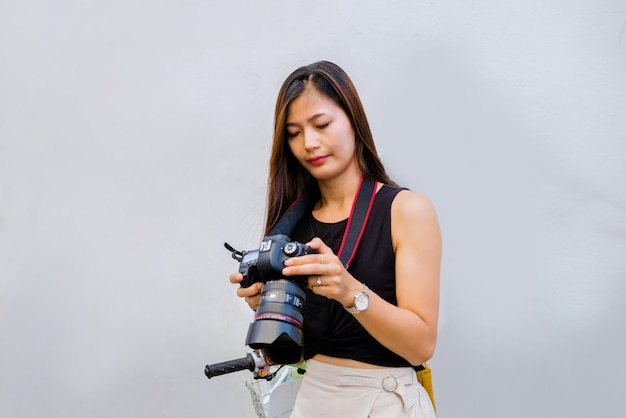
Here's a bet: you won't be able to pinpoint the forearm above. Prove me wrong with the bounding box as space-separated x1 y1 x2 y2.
351 289 438 366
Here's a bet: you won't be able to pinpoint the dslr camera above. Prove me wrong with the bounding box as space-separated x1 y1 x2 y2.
205 234 316 379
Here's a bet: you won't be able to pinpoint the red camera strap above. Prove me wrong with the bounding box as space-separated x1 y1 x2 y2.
337 177 376 268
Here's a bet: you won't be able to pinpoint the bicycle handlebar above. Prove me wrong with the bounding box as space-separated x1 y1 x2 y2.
205 353 256 378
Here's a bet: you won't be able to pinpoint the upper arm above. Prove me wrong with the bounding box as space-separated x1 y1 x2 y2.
391 190 442 334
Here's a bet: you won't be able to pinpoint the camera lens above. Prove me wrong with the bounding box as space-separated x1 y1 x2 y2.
245 280 306 364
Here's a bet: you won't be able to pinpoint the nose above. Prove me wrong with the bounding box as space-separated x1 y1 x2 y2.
303 128 320 151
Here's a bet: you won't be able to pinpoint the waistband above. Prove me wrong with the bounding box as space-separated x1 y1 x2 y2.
306 359 417 389
305 359 420 412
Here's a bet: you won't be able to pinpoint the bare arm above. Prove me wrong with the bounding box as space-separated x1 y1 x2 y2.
282 190 441 365
361 190 441 364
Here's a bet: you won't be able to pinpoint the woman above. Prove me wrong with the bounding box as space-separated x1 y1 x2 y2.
230 61 441 417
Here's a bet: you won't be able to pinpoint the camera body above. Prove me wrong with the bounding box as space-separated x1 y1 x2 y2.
238 234 316 288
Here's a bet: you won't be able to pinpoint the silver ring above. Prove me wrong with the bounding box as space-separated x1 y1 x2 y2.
320 254 324 264
316 276 322 286
382 375 398 392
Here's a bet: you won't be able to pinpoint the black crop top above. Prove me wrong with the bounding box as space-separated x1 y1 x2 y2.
290 185 414 367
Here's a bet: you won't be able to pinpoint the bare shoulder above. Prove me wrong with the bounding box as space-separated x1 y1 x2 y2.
392 189 438 221
390 190 441 247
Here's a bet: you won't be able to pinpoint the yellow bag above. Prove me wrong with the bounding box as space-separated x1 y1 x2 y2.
416 363 436 412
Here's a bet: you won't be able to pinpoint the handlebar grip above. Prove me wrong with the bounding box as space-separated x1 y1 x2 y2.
205 353 255 378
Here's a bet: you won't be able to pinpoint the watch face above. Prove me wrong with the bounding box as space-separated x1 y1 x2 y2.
355 293 369 311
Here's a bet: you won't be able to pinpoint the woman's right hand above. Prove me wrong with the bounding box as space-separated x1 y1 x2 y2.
229 272 263 311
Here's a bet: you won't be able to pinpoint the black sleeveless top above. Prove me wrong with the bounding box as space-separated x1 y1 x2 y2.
290 185 413 367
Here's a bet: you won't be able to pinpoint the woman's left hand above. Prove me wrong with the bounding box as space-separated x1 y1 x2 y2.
281 237 362 307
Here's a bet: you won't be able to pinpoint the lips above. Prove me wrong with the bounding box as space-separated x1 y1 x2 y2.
307 155 328 166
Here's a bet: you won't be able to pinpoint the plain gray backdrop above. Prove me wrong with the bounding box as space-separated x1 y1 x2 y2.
1 0 625 417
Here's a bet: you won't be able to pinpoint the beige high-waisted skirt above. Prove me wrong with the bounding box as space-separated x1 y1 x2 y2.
289 359 436 418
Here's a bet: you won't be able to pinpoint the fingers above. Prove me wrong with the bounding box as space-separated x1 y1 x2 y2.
229 272 243 284
237 282 262 311
284 238 332 269
283 255 336 277
236 281 263 298
305 237 327 253
283 239 342 291
244 293 261 310
230 271 262 310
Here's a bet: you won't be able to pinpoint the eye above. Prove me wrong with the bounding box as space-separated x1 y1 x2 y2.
286 130 300 139
317 122 330 130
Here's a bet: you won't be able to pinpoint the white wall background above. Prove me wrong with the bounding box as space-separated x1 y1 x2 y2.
1 1 625 417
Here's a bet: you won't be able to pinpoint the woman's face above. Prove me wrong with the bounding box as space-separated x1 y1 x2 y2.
285 88 359 182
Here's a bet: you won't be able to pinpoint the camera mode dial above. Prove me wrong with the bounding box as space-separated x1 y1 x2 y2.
283 242 299 256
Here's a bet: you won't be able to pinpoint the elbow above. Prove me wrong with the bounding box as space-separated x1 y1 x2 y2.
422 339 437 363
406 336 437 366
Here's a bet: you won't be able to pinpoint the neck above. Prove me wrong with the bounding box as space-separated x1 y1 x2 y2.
315 170 363 222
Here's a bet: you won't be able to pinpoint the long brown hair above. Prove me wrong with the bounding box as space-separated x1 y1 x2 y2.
265 61 396 235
